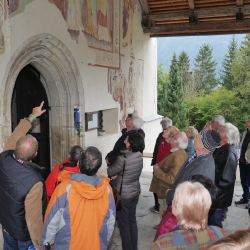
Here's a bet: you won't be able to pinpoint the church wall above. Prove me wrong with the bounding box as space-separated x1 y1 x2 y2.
0 0 158 173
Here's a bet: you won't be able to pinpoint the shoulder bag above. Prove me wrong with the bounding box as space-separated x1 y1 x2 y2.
115 155 126 211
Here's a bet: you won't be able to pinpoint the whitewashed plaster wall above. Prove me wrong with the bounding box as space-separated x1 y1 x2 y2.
0 0 158 173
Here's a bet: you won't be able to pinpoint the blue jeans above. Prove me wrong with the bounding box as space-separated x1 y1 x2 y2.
208 209 225 228
239 161 250 201
2 229 32 250
116 195 139 250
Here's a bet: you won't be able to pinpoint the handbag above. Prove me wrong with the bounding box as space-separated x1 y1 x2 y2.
114 155 126 211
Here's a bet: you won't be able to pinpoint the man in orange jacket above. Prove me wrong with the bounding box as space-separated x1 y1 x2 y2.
42 146 116 250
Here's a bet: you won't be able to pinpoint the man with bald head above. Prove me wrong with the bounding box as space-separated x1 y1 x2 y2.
0 102 46 250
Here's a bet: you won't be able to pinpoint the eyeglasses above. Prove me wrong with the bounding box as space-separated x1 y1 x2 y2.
171 134 178 140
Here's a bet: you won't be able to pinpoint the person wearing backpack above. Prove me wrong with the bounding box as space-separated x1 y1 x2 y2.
45 145 83 201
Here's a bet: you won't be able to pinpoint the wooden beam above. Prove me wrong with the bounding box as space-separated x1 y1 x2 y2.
143 20 250 35
188 0 195 10
236 0 244 6
138 0 150 14
143 5 250 21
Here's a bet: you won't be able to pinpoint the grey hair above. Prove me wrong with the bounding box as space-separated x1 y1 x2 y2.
213 115 225 127
79 146 102 176
223 123 240 145
160 117 173 129
132 114 144 130
176 132 188 150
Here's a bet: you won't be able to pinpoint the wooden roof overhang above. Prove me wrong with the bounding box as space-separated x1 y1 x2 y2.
139 0 250 37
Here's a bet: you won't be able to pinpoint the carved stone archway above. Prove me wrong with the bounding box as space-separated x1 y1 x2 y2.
0 34 85 167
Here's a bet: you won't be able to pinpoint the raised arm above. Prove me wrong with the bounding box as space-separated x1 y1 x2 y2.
3 101 46 151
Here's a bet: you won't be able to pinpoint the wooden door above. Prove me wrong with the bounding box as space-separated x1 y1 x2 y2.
11 65 51 179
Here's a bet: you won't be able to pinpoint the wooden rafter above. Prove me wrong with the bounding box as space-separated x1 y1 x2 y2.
143 5 250 21
142 0 250 37
188 0 195 10
143 20 250 35
236 0 244 6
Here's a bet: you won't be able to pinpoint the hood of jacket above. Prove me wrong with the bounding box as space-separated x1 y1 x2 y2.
58 171 110 200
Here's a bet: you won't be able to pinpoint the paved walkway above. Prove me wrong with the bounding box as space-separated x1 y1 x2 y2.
0 172 249 250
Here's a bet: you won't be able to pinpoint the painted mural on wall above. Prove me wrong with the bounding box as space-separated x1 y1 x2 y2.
108 1 143 130
122 0 134 48
0 0 4 55
49 0 120 68
108 57 144 130
8 0 35 17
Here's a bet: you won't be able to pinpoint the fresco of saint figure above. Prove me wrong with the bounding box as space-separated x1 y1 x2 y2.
66 0 84 32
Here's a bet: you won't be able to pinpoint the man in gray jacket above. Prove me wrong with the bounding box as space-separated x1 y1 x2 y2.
166 130 221 205
209 123 239 228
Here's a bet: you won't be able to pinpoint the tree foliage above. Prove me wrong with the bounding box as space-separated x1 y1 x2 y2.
157 63 169 114
193 44 218 93
185 87 249 132
158 53 188 130
157 37 250 133
220 35 238 90
178 51 199 99
231 34 250 88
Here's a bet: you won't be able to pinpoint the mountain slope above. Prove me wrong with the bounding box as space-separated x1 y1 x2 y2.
157 34 245 76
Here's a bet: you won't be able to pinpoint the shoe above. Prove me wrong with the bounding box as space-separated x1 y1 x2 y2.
246 203 250 209
153 225 159 229
150 206 159 214
235 198 249 204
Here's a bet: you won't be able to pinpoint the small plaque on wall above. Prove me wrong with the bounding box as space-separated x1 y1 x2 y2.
85 112 99 131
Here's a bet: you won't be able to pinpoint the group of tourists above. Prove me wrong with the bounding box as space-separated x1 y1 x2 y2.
149 114 250 249
0 102 116 250
0 101 250 250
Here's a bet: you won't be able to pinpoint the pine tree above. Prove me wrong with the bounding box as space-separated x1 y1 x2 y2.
158 53 188 130
178 51 191 97
157 63 169 114
178 51 199 99
220 35 238 90
231 34 250 88
193 43 218 93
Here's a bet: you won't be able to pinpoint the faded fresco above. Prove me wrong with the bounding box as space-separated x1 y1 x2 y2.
108 1 143 130
108 57 144 130
8 0 35 17
49 0 120 68
0 0 4 55
5 0 143 124
122 0 134 48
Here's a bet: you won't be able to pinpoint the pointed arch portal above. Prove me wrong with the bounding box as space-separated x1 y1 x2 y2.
1 34 85 169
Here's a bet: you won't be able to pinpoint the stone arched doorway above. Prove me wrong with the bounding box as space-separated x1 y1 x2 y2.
0 34 85 168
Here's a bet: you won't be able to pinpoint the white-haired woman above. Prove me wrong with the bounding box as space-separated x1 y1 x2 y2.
150 117 173 214
151 182 228 250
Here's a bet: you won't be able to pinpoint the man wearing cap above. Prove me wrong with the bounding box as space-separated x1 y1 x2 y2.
209 123 239 228
149 127 188 223
166 130 221 205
